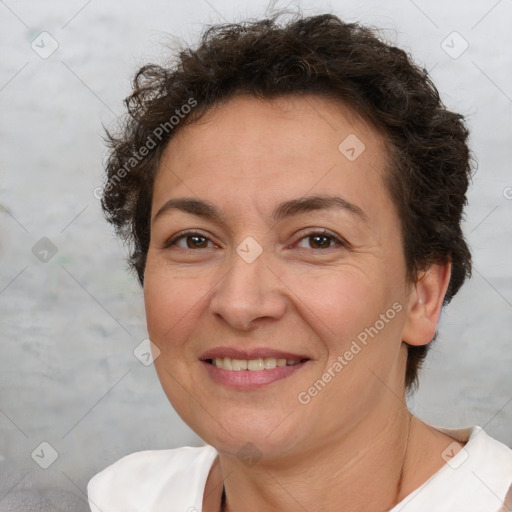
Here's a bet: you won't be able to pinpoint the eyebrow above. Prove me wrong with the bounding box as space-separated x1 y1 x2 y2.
153 195 369 225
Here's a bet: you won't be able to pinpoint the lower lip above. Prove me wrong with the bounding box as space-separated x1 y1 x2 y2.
201 360 309 389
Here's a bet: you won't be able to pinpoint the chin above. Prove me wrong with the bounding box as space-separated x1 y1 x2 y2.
191 407 300 457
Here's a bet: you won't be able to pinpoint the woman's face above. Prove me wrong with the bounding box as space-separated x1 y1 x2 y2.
144 94 413 459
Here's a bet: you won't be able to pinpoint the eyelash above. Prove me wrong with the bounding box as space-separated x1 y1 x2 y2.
164 229 347 251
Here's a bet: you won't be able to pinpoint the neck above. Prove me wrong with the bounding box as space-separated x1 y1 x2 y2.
216 402 415 512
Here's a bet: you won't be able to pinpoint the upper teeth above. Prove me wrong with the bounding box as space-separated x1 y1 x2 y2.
212 357 301 371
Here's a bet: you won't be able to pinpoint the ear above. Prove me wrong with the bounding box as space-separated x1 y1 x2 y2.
402 262 452 347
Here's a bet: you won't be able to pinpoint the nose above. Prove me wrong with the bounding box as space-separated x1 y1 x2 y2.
208 248 287 331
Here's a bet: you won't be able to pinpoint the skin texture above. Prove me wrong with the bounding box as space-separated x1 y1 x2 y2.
143 94 463 512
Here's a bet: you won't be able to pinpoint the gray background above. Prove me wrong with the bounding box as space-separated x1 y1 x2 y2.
0 0 511 510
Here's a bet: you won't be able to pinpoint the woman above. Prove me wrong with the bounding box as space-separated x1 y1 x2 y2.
87 12 512 512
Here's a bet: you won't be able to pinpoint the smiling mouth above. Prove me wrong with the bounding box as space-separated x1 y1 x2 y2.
205 357 310 371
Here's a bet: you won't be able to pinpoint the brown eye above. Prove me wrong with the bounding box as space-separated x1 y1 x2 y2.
295 230 346 250
165 232 215 250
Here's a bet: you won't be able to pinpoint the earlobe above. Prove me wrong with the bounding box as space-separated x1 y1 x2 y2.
402 262 452 347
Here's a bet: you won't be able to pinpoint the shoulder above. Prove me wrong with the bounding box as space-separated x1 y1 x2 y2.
87 445 218 512
446 425 512 474
397 425 512 512
87 445 216 487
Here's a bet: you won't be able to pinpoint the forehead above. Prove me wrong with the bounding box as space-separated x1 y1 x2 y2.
152 94 392 225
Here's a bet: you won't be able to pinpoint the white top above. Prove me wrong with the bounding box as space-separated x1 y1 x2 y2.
87 425 512 512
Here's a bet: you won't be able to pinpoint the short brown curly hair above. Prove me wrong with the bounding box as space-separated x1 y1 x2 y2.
101 12 474 392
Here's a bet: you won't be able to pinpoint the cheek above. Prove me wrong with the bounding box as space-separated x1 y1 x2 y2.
287 266 389 338
287 266 405 377
143 260 202 356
